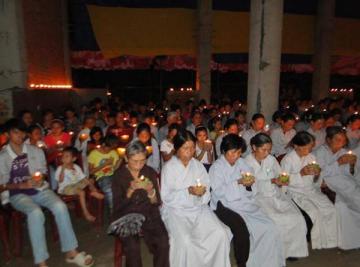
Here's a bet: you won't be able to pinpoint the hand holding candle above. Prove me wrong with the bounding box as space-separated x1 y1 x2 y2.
240 172 255 187
117 147 126 157
278 172 290 184
32 172 43 187
120 134 130 142
79 133 89 142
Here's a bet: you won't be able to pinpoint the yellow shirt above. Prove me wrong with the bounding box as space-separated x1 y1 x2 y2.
88 149 119 180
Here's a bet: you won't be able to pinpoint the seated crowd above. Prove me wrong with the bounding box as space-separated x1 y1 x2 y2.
0 96 360 267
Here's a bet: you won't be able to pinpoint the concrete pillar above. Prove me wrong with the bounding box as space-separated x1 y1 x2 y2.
247 0 284 122
196 0 212 104
0 0 26 121
312 0 335 102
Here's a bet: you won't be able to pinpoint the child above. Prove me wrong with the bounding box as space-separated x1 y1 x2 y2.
87 127 104 155
55 147 104 222
195 126 214 171
88 135 121 214
160 123 180 164
26 124 46 149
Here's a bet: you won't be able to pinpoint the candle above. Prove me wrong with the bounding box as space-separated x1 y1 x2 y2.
140 175 145 181
37 142 45 149
123 117 128 121
56 140 64 146
146 146 153 155
219 130 225 135
79 133 88 141
117 147 126 157
132 123 138 128
120 134 130 142
311 161 317 165
151 122 158 127
205 139 212 144
32 171 42 182
279 172 289 183
264 124 270 131
96 145 101 149
68 131 74 136
196 178 202 187
348 150 353 155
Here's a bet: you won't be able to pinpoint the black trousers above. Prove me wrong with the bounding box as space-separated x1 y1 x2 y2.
121 220 170 267
214 201 250 267
293 201 313 242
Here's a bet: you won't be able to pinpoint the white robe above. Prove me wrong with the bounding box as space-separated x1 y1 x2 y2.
315 145 360 250
160 157 232 267
245 154 308 258
281 150 337 249
241 129 262 157
307 128 326 150
270 128 296 157
209 156 284 267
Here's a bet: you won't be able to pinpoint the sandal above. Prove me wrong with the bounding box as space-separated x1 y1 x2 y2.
66 251 94 267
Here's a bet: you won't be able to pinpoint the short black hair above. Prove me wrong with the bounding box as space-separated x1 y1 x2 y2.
251 113 265 121
346 114 360 125
103 134 119 148
281 113 295 123
63 146 79 157
168 123 181 132
250 133 272 148
136 122 151 135
290 131 315 147
4 119 28 133
27 124 42 134
326 126 346 140
195 125 208 135
310 113 324 122
220 134 247 154
224 118 238 130
173 129 196 152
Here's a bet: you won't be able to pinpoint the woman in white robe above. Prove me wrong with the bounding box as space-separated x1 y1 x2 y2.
306 113 326 150
245 133 308 259
241 113 267 157
270 113 296 157
215 118 239 157
281 131 337 250
314 126 360 250
161 130 232 267
209 134 284 267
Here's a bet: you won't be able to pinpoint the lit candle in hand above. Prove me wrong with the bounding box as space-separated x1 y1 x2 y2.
196 178 202 187
32 172 42 182
120 135 129 142
117 147 126 157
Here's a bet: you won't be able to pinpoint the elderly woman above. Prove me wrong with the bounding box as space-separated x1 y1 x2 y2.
314 126 360 250
161 130 232 267
209 134 284 267
112 141 169 267
245 133 308 260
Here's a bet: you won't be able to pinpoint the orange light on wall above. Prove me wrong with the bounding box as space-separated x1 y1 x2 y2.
29 84 72 89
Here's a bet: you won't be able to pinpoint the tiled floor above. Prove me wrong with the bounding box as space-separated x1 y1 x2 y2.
1 215 360 267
